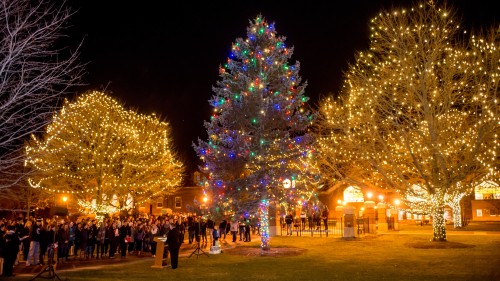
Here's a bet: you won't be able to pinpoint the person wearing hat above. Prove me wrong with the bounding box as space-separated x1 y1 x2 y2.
26 218 42 266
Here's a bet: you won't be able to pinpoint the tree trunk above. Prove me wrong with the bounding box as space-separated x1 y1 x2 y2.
452 205 462 228
431 205 447 241
96 177 102 206
259 199 270 250
26 185 32 219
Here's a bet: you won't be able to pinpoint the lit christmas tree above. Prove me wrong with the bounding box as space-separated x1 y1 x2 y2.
25 91 184 218
195 15 318 249
316 3 498 241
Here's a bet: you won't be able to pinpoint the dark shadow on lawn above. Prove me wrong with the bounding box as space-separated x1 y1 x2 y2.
224 247 307 257
405 241 475 249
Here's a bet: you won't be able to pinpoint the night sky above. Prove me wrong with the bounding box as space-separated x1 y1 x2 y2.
67 0 498 174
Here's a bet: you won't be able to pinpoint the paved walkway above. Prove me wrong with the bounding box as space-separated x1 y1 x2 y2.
12 237 245 277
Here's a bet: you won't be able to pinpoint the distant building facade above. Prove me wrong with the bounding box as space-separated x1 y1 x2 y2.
471 181 500 222
138 172 209 216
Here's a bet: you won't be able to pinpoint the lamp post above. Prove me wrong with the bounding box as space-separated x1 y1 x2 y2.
364 192 376 233
62 195 68 209
366 192 373 200
377 195 388 231
394 199 400 206
392 199 400 230
199 195 209 216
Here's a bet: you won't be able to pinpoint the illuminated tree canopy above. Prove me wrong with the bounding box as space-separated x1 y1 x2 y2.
25 91 184 215
194 16 319 249
316 3 499 241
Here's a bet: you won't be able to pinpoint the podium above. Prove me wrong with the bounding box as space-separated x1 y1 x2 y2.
151 237 169 268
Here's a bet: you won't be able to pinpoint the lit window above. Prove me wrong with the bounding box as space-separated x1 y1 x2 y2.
344 186 364 202
175 197 182 208
474 181 500 200
157 199 163 208
476 209 483 217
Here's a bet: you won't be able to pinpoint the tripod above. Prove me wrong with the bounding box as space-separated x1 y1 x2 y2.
188 238 209 258
189 221 209 259
30 243 63 281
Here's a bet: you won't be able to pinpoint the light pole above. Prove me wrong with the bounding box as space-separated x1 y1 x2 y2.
366 192 373 200
62 195 68 209
202 196 208 215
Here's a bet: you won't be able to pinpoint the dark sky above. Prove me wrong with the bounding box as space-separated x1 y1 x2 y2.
68 0 498 173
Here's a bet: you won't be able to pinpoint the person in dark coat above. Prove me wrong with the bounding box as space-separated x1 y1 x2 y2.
74 223 82 257
118 222 129 258
2 225 21 277
244 220 251 242
21 221 31 262
26 218 42 266
85 223 95 259
187 222 195 244
0 223 6 261
322 208 330 231
39 223 50 265
177 220 185 244
166 223 181 269
108 222 119 258
200 219 207 243
219 220 227 240
193 217 201 244
206 218 214 244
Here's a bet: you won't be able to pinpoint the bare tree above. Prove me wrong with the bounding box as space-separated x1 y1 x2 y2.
316 3 499 241
0 0 83 189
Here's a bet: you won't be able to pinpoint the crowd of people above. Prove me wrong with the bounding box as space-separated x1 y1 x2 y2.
283 207 330 235
0 213 258 276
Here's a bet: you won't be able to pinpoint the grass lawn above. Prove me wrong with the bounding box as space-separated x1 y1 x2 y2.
11 232 500 281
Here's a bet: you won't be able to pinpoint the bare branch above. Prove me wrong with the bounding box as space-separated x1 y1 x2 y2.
0 0 85 189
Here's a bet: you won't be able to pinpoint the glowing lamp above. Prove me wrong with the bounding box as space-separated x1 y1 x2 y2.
283 178 291 189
